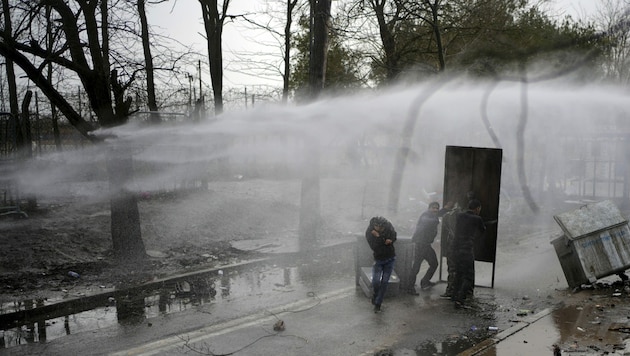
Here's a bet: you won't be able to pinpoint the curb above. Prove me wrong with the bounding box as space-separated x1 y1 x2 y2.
459 307 556 355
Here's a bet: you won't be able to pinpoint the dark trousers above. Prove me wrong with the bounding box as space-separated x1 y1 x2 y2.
408 243 438 289
444 253 457 295
372 257 396 306
452 250 475 303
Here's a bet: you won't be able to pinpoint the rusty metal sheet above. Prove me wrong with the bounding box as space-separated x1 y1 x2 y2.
442 146 502 263
553 200 627 239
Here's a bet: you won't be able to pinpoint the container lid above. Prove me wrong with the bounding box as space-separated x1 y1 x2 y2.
553 200 628 239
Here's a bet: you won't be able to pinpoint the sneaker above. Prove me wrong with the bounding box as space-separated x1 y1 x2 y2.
454 301 464 309
407 288 420 296
439 292 452 299
374 304 381 313
421 281 436 290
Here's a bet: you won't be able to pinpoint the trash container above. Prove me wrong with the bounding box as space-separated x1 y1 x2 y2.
552 200 630 288
355 234 414 298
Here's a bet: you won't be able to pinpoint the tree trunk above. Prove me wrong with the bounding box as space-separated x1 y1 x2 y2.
388 80 447 214
298 139 320 250
20 91 37 210
308 0 330 97
428 0 445 72
19 91 33 157
516 62 538 213
51 107 62 151
107 149 146 262
373 0 400 82
46 6 62 151
138 0 160 123
298 0 330 248
200 0 228 115
283 0 298 103
100 0 111 78
2 0 21 148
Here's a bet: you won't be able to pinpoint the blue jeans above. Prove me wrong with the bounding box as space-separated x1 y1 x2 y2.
372 257 396 306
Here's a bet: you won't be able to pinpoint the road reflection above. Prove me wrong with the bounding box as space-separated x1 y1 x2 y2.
0 252 351 350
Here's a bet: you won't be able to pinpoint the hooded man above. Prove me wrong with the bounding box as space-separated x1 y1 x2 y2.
365 216 397 313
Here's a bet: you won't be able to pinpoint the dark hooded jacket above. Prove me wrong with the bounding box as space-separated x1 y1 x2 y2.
365 216 397 261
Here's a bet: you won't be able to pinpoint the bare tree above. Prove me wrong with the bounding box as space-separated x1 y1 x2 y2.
596 0 630 84
229 0 306 103
297 0 331 248
341 0 434 83
199 0 231 115
138 0 161 123
1 0 22 149
367 0 404 81
308 0 332 95
419 0 445 72
0 0 147 261
283 0 300 101
44 5 62 151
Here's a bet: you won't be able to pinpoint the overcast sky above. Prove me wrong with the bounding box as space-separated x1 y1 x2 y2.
545 0 600 19
147 0 605 92
148 1 282 90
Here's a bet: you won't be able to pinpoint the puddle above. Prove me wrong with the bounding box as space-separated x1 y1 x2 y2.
416 331 496 355
413 293 501 355
407 275 630 356
473 302 630 355
548 302 630 354
0 252 353 350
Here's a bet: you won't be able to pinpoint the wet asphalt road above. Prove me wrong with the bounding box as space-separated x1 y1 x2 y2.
2 228 623 355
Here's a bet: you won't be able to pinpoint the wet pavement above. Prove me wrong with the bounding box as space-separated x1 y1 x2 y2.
466 303 630 356
2 228 630 355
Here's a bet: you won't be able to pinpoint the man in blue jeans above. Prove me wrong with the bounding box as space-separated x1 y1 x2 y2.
365 216 397 313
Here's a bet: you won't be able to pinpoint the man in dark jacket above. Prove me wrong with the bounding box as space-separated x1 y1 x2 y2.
440 205 460 298
451 199 486 308
365 216 397 313
407 201 452 295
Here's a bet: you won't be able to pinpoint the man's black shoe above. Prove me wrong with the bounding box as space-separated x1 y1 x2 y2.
374 304 381 313
407 288 420 296
439 293 452 299
421 281 436 290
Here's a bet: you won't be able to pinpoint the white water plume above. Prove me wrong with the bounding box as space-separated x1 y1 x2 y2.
8 77 630 210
